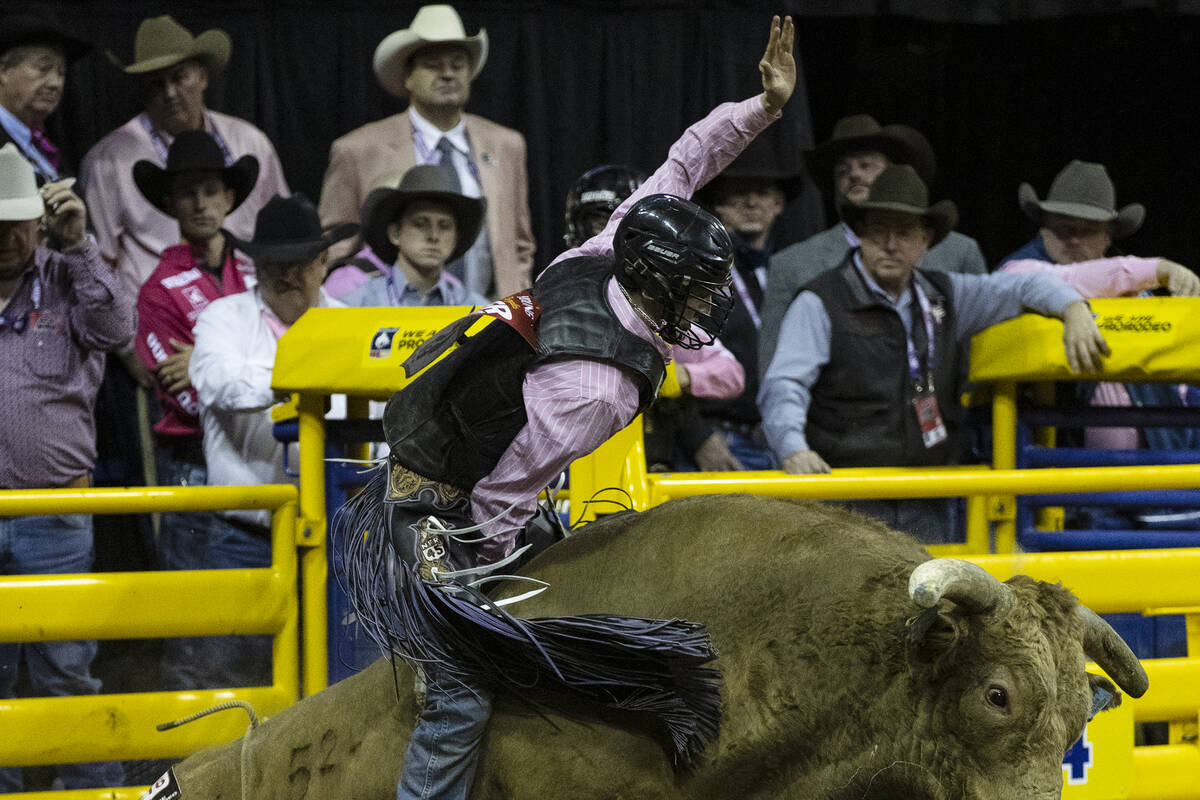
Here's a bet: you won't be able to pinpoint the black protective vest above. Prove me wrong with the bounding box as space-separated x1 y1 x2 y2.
804 256 965 467
383 257 666 490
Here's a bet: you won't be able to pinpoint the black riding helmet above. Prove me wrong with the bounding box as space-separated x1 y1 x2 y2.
614 193 734 349
563 164 647 249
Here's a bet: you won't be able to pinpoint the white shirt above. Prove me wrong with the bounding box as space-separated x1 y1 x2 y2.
407 107 482 199
190 286 342 525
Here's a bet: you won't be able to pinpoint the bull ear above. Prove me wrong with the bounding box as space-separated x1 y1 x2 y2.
907 605 963 657
1087 673 1121 720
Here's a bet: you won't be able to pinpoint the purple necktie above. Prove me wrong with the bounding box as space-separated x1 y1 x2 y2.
29 128 61 170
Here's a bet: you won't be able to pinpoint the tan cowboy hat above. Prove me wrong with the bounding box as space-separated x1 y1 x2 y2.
1018 159 1144 239
361 165 485 265
373 5 488 98
118 15 231 75
806 115 935 187
842 164 958 247
0 143 45 221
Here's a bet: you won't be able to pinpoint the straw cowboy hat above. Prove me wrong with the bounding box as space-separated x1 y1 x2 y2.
1018 159 1144 239
0 13 93 63
842 164 958 247
0 143 46 221
117 15 231 75
236 194 359 266
361 165 485 265
806 114 936 187
373 4 489 98
132 130 259 216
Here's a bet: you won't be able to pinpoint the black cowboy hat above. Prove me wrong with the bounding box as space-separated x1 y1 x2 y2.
695 137 805 207
0 14 92 63
805 114 936 188
236 193 359 266
133 130 259 216
842 164 958 247
360 164 485 265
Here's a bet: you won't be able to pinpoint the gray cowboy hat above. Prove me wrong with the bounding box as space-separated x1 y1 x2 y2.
842 164 957 247
806 114 936 187
373 5 488 98
0 13 93 63
1018 159 1144 239
133 129 259 216
116 15 230 75
235 193 359 266
360 164 485 265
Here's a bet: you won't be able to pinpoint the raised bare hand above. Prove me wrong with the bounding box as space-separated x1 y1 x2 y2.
759 15 796 115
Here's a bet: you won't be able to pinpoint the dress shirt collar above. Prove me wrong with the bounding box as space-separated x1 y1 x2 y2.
390 268 465 305
0 105 58 181
851 249 913 309
408 106 469 157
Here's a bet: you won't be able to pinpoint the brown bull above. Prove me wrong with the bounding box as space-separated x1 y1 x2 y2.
169 495 1147 799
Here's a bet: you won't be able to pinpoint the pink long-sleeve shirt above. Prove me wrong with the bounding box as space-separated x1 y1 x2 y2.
471 94 777 561
998 254 1161 449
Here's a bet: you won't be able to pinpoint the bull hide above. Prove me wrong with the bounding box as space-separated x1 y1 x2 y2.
171 495 1144 799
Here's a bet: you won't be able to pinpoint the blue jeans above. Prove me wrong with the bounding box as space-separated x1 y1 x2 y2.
397 667 493 800
0 513 125 792
156 454 272 689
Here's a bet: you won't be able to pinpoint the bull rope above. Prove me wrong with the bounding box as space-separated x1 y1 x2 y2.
156 701 261 800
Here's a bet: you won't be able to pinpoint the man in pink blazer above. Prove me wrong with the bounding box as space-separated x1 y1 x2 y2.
318 4 534 300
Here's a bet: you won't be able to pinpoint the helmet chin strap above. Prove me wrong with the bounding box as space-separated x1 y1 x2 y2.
617 280 668 339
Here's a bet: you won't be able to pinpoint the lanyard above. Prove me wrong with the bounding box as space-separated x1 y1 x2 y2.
140 114 236 166
411 127 482 189
729 265 763 329
904 282 937 389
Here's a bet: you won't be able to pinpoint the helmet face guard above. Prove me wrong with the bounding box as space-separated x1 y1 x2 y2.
614 194 735 350
622 248 734 348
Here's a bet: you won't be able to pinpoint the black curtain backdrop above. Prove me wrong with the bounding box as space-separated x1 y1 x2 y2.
28 1 1200 271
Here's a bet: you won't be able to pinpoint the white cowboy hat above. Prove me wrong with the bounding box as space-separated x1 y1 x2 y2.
0 144 46 221
373 5 488 98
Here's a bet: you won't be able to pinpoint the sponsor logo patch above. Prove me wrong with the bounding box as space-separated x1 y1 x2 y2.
370 327 399 359
139 768 182 800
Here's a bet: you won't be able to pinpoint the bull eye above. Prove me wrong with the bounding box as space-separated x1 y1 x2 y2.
986 686 1009 709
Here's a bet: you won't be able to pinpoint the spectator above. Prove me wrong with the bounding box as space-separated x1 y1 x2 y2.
319 4 534 300
183 194 355 689
999 159 1200 529
0 14 90 185
667 143 801 471
0 143 129 792
759 115 986 379
338 18 794 800
344 165 489 308
79 14 288 307
758 165 1108 543
130 129 260 689
562 164 648 249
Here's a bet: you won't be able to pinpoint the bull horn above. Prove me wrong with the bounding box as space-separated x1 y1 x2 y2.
1078 606 1149 698
908 558 1012 614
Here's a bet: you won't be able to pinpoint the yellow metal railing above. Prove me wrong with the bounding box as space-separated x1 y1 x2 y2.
0 485 300 798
